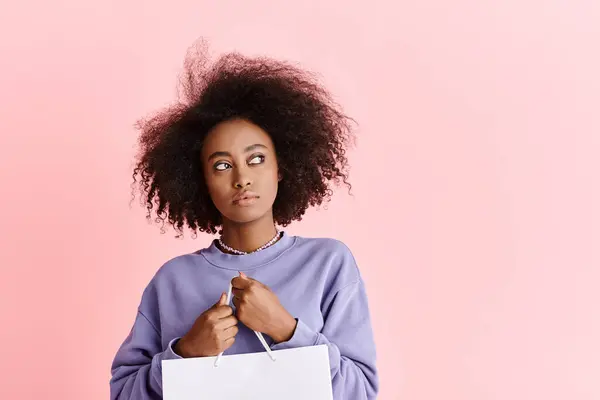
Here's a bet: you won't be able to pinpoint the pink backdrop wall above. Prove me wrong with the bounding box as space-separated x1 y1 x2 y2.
1 1 599 399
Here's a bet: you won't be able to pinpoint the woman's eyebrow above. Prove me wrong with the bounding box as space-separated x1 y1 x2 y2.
243 144 267 152
207 151 231 161
207 144 268 161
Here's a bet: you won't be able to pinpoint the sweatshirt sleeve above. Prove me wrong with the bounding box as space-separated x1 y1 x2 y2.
109 310 183 400
270 278 379 400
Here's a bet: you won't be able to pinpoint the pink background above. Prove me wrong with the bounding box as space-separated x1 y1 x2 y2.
1 1 599 399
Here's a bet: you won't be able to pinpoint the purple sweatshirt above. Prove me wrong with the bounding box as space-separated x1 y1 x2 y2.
110 232 379 399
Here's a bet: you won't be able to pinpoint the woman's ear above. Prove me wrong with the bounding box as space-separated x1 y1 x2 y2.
278 171 283 182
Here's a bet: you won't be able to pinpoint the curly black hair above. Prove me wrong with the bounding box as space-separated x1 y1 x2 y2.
131 41 355 237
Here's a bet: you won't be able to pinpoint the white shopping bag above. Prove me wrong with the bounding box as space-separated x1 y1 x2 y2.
162 283 334 400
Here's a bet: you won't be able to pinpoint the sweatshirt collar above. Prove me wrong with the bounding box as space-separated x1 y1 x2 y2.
200 231 296 271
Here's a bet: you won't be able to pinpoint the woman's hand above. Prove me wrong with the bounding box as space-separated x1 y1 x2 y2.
174 292 238 358
231 272 297 344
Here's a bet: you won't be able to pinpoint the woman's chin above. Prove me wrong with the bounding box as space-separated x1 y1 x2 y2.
223 208 270 225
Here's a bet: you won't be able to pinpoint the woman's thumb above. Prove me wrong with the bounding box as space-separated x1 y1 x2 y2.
216 292 226 306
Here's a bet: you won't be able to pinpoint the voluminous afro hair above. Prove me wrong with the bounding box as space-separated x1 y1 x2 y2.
131 41 355 237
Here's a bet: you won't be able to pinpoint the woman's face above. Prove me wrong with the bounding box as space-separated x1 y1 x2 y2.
201 119 280 226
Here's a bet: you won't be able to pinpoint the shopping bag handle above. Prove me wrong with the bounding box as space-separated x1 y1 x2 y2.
214 281 277 367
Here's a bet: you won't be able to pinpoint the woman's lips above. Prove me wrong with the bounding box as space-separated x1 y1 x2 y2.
233 196 259 206
232 191 260 206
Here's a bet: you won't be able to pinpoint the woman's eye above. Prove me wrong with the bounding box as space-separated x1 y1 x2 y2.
248 155 265 165
214 162 231 171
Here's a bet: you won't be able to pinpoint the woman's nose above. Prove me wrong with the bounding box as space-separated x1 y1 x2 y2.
233 170 252 189
234 180 252 189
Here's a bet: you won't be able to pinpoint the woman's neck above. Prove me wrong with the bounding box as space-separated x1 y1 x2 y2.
220 216 279 253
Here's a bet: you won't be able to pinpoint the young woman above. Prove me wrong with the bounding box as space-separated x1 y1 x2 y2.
109 43 379 399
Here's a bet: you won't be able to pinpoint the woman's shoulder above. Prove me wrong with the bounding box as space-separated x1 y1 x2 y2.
293 234 353 254
291 234 362 284
142 249 207 288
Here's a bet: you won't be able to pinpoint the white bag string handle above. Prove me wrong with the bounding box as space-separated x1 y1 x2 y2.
214 281 277 367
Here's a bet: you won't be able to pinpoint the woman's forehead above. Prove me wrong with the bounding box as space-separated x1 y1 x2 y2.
203 119 274 153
